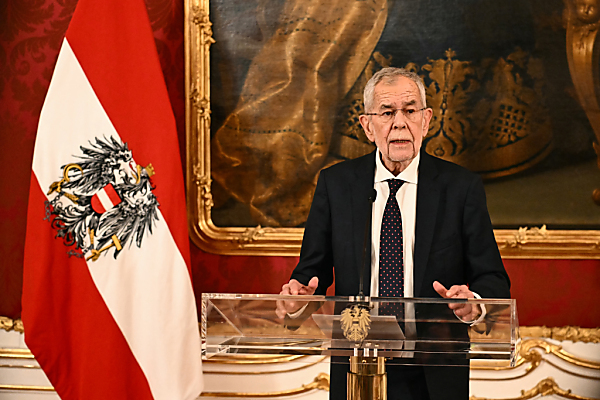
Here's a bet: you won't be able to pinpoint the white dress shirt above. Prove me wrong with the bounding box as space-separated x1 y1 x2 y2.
369 150 419 298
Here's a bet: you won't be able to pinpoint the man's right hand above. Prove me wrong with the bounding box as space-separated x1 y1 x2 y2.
276 277 319 319
280 277 319 295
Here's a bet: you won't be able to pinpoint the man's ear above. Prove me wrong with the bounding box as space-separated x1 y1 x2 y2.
422 108 433 137
359 114 375 142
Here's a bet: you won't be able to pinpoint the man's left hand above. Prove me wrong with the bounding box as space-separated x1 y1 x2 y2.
433 281 480 322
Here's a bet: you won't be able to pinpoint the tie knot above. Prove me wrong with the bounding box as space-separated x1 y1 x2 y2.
387 179 404 195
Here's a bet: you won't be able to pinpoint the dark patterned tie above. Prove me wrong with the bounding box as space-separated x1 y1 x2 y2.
379 179 405 320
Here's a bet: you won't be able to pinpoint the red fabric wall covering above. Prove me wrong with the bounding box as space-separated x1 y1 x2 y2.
504 259 600 329
190 247 299 299
1 0 598 328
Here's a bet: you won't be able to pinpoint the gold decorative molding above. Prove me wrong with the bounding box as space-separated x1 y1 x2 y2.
202 355 327 375
190 224 600 257
0 317 23 333
520 326 600 343
0 364 40 369
565 0 600 206
204 357 326 375
472 330 600 381
512 226 549 245
470 377 598 400
205 354 310 365
472 347 597 378
0 384 54 392
495 228 600 259
0 348 34 359
199 373 330 397
520 338 600 370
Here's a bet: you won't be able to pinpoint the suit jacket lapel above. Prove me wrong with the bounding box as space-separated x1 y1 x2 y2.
414 151 440 297
350 151 376 296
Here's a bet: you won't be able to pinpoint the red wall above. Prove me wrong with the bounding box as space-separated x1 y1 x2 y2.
1 0 598 328
503 259 600 328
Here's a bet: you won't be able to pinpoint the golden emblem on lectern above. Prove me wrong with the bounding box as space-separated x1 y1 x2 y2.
340 305 372 343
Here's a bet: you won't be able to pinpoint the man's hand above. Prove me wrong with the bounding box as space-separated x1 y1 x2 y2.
275 277 319 319
280 277 319 296
433 281 480 322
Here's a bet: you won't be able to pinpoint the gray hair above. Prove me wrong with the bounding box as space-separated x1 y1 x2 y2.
363 67 427 112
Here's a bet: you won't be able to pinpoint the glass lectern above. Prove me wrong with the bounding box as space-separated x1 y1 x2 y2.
202 294 518 399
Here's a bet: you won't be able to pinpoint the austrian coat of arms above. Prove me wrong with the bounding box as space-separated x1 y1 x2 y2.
44 136 158 261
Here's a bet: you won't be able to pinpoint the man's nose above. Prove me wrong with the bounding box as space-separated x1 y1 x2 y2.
392 110 407 129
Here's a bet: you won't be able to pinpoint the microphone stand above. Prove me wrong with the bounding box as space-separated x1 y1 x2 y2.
358 189 377 299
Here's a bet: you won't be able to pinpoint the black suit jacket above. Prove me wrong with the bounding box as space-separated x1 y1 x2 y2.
290 150 510 400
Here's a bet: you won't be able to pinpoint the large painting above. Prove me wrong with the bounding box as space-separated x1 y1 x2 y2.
185 0 600 257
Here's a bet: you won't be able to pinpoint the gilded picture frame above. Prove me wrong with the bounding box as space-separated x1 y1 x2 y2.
185 0 600 258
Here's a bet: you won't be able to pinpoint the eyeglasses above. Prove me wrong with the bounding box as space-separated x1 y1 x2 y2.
364 107 427 123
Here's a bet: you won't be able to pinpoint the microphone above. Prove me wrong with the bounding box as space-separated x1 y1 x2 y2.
358 189 377 298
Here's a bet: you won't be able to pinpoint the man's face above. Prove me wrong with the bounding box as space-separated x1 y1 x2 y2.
359 77 432 175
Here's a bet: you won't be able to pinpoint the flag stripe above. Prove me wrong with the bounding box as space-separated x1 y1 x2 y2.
23 175 155 400
65 0 191 267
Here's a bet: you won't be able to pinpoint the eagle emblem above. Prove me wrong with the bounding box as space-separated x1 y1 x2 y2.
44 136 158 262
340 305 372 343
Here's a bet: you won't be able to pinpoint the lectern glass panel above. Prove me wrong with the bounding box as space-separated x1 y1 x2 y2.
201 294 518 367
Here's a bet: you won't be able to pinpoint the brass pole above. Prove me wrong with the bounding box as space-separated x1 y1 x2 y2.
347 356 386 400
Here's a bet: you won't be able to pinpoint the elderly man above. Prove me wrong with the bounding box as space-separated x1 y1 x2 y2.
280 67 510 399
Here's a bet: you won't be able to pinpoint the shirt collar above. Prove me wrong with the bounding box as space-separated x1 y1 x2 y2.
374 149 420 184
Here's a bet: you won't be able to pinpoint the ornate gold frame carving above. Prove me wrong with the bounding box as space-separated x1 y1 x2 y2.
520 326 600 343
471 326 600 380
565 0 600 205
185 0 600 258
471 337 600 380
0 316 23 333
470 377 599 400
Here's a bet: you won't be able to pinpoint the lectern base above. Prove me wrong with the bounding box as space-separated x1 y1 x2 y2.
347 356 387 400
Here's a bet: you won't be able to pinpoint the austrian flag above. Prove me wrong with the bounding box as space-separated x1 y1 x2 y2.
22 0 203 399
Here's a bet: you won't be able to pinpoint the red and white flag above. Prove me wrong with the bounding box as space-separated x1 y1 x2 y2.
22 0 202 399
